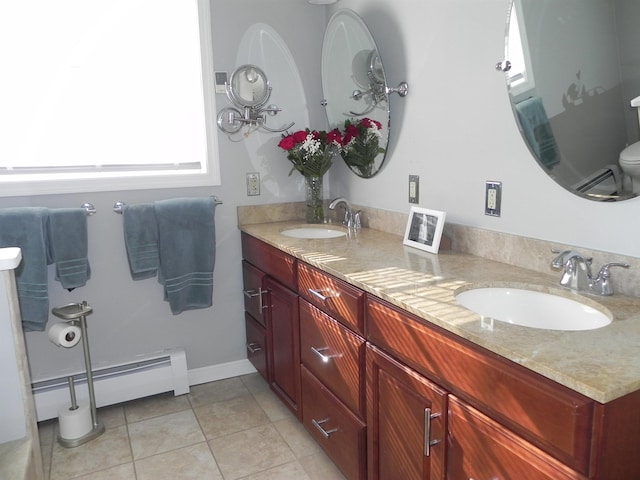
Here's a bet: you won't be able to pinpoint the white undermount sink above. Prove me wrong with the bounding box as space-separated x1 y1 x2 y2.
280 227 347 239
455 287 612 331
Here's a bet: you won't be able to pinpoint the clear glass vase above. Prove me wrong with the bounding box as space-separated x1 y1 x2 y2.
305 175 324 224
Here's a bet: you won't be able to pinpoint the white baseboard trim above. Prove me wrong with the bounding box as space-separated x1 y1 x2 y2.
188 359 256 386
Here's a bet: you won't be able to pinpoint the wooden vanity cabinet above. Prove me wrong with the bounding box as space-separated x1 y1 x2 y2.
298 265 367 480
367 344 447 480
241 233 301 419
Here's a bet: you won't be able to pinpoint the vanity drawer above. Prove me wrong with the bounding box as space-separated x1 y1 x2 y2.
301 366 367 480
242 261 267 326
298 262 364 334
366 297 594 474
244 313 268 381
241 232 297 291
300 299 365 417
447 396 586 480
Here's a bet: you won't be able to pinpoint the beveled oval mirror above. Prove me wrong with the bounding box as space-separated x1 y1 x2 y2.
321 9 390 178
503 0 640 201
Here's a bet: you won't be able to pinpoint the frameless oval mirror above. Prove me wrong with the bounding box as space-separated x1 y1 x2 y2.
321 9 390 178
503 0 639 201
228 64 270 108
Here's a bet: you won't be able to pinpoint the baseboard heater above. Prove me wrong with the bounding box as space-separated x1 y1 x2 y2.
32 348 189 422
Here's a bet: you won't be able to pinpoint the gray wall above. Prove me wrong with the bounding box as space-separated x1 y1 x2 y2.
3 0 640 384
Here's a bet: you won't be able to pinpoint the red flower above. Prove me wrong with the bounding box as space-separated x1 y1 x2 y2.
278 135 295 150
325 128 342 145
292 130 308 143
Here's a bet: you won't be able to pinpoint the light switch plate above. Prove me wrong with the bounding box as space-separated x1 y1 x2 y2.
215 71 228 94
409 175 419 204
485 181 502 216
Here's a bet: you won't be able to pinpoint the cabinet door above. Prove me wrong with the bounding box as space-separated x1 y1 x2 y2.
245 313 268 381
447 395 586 480
265 276 301 419
367 345 447 480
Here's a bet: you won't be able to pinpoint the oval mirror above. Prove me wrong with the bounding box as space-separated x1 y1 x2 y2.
322 9 390 178
228 64 270 108
504 0 639 201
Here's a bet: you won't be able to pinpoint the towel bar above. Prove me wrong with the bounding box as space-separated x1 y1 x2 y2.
81 203 96 216
112 196 222 214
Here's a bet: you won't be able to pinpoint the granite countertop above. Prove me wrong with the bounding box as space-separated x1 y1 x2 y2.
241 221 640 404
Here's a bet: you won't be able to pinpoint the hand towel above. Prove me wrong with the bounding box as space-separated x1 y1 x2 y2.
122 203 159 280
47 208 91 290
515 96 560 169
154 197 216 314
0 207 51 331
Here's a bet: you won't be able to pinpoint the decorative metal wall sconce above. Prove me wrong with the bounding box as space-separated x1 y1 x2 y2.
216 64 294 139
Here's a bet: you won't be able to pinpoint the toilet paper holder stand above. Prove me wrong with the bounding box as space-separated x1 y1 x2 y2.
52 301 105 448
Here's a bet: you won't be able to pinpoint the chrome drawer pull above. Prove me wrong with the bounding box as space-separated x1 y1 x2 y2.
311 418 338 438
246 342 262 354
310 346 342 363
424 408 441 456
307 288 339 301
243 288 267 310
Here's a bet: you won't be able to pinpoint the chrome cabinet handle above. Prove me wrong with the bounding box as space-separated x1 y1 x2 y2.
310 346 342 363
423 408 441 456
243 288 268 310
246 342 262 354
307 288 339 301
311 418 338 438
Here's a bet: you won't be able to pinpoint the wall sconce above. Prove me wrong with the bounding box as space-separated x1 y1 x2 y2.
216 64 294 139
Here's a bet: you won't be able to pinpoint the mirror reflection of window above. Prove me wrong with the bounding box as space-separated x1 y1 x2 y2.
507 1 536 97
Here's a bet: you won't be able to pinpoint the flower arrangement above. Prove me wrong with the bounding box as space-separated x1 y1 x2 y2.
340 117 386 177
278 128 342 178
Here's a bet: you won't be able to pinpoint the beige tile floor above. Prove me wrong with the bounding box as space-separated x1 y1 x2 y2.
38 374 347 480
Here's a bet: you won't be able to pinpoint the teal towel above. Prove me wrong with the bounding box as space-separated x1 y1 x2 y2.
154 197 216 314
48 208 91 289
122 203 159 280
515 96 560 169
0 207 51 331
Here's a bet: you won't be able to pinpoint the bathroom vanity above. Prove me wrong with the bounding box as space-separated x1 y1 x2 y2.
240 223 640 480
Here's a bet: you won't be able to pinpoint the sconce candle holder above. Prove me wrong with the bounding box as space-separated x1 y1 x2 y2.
216 64 294 138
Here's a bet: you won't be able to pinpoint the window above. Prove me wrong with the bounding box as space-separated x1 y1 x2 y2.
0 0 219 196
506 0 535 97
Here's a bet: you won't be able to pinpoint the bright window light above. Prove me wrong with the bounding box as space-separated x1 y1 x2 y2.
0 0 220 196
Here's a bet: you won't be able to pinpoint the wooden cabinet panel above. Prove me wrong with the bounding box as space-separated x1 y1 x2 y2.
447 395 586 480
241 232 296 290
242 261 267 326
366 297 593 474
367 345 447 480
265 276 301 419
245 313 268 381
298 262 364 334
300 299 365 417
301 366 366 480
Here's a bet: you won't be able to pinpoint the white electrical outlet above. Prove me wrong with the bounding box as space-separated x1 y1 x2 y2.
246 172 260 196
485 181 502 216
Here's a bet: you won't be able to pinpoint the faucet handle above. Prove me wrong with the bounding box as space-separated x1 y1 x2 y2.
353 210 362 229
596 262 630 278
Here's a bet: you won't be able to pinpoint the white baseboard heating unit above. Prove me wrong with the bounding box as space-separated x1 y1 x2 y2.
32 348 189 422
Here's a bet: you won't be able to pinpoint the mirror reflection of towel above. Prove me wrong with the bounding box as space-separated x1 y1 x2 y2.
515 96 560 168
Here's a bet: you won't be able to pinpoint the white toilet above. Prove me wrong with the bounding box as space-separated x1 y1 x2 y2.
619 96 640 193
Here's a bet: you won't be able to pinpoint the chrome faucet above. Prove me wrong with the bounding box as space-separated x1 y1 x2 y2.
551 250 630 296
328 197 361 230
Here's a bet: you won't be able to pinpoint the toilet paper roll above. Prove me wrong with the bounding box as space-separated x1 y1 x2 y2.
48 322 82 348
58 403 92 440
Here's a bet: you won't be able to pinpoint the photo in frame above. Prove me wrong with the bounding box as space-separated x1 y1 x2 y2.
403 207 446 254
